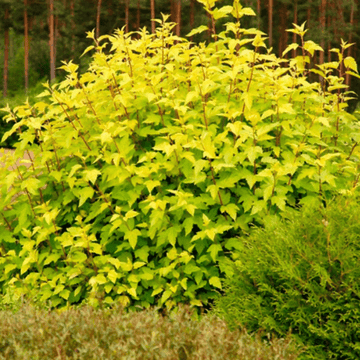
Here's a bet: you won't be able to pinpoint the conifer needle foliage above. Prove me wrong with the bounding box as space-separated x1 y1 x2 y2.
0 0 359 310
215 195 360 359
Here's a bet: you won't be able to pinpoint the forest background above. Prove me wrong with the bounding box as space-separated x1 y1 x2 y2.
0 0 359 147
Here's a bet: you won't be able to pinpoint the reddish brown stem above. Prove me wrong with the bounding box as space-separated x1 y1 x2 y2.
1 211 13 231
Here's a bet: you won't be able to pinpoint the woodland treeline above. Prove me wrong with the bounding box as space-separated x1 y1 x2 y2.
0 0 359 111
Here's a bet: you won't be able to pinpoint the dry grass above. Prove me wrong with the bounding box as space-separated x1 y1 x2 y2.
0 303 304 360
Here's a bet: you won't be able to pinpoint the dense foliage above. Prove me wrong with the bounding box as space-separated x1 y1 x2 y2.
0 0 359 312
215 195 360 359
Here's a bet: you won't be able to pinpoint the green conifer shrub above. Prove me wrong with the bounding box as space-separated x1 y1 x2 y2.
0 0 359 310
214 195 360 359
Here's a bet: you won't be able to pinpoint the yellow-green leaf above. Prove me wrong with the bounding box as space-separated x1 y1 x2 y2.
21 178 41 195
190 299 203 307
127 287 137 298
212 5 233 20
151 287 164 296
84 169 101 184
80 45 95 57
209 276 222 289
100 131 113 144
59 289 70 300
282 43 299 57
185 91 199 105
124 210 139 221
108 270 118 284
344 56 358 73
126 229 141 249
78 187 94 207
186 25 208 38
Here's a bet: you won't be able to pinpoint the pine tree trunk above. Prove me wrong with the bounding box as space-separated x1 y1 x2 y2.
55 15 58 68
96 0 102 39
307 0 314 81
29 9 34 31
278 2 288 58
24 0 29 93
70 0 75 54
175 0 181 37
125 0 129 33
257 0 261 29
319 0 326 85
268 0 273 47
354 0 359 89
346 0 356 86
107 0 113 17
170 0 174 23
150 0 155 33
3 7 9 98
292 0 298 58
207 12 211 40
49 0 56 82
337 1 345 40
137 0 140 38
190 0 195 42
319 0 326 65
338 1 346 80
327 0 332 62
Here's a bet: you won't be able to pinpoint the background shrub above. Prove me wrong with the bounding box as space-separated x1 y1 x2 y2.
214 195 360 359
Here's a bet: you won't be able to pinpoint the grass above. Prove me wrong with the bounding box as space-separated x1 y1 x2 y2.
0 301 304 360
